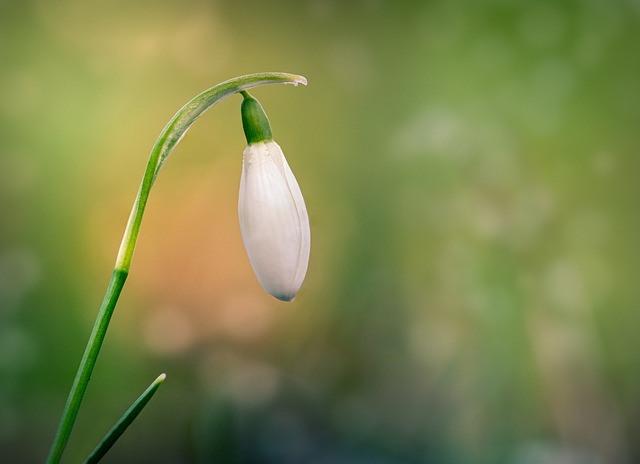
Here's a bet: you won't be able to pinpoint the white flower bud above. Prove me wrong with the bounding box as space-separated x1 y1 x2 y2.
238 140 310 301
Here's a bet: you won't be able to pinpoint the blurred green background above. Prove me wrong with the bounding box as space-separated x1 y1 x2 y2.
1 0 639 462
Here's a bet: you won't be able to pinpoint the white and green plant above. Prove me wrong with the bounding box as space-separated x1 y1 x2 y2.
45 72 309 464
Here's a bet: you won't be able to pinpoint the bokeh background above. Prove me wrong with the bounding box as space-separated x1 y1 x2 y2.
1 0 639 462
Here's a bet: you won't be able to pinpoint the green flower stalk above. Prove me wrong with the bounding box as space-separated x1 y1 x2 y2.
46 72 307 464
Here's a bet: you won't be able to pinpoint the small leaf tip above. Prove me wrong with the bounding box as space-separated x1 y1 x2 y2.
290 75 307 86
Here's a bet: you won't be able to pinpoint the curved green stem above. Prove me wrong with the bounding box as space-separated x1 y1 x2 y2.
116 72 307 273
45 72 307 464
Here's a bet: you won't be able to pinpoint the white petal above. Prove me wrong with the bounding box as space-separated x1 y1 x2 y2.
238 140 310 301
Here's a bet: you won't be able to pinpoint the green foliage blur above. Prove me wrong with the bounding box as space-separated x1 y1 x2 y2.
1 0 639 462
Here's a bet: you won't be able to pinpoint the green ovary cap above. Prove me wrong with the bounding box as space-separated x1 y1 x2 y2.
241 91 273 144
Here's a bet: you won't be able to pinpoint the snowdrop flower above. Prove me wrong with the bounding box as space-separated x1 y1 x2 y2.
238 92 310 301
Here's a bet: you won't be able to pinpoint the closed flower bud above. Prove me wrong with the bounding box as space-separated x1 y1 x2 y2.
238 93 310 301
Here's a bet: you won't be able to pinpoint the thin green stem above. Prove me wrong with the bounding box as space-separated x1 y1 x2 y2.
46 72 307 464
46 269 127 464
83 374 166 464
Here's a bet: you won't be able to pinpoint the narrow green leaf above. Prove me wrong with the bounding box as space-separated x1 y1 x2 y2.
83 374 167 464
